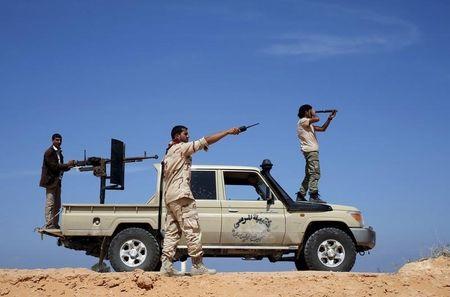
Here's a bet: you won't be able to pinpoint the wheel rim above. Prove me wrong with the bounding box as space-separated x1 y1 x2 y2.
119 239 147 267
317 239 345 268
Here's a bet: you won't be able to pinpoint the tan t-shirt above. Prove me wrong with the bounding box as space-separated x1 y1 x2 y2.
163 137 209 204
297 118 319 152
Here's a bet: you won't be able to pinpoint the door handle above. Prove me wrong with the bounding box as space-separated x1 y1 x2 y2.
228 209 239 213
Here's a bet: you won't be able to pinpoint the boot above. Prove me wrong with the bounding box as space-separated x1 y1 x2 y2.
309 192 326 204
295 192 307 202
190 257 216 276
160 258 184 277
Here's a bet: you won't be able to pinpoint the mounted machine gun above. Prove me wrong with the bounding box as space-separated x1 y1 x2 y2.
75 139 158 204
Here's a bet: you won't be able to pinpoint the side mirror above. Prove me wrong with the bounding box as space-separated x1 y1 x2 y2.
266 187 275 205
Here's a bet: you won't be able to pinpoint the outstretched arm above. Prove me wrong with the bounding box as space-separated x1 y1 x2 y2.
181 127 241 157
314 111 336 132
205 127 240 145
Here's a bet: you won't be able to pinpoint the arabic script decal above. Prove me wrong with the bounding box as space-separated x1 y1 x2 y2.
232 214 272 242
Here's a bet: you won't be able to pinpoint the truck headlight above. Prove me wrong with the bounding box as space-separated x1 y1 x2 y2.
349 211 364 225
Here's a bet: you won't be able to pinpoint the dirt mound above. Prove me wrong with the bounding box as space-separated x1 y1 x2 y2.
0 257 449 297
398 256 450 275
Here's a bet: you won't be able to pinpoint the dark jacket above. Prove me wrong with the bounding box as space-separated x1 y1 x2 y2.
39 146 71 189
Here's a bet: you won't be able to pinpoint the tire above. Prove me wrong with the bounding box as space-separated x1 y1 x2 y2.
154 260 162 271
108 227 161 272
294 249 309 270
303 227 356 272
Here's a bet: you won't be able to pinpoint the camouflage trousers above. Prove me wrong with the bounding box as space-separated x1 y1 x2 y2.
299 151 321 196
161 197 203 262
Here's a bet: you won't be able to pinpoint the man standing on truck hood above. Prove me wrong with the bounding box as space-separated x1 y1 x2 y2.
161 125 240 276
39 133 75 229
296 105 336 203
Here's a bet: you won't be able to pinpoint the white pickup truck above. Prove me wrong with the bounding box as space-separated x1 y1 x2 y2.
40 158 375 273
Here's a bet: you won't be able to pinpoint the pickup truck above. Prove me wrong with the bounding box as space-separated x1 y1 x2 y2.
40 159 375 272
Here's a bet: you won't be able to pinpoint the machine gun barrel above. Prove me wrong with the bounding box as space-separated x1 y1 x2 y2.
75 154 158 168
124 154 158 163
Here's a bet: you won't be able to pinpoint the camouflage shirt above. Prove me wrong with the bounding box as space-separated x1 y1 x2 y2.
163 137 209 204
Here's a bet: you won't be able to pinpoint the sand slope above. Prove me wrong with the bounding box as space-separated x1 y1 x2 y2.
0 257 449 297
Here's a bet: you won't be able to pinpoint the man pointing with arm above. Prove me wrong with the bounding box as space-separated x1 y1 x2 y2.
160 125 240 276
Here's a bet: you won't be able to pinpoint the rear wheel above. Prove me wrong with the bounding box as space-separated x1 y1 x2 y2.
303 227 356 272
108 228 160 272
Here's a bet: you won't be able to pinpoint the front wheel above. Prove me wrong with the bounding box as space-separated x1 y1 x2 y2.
108 228 160 272
303 227 356 272
294 249 309 270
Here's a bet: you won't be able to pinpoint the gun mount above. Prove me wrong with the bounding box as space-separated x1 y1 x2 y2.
75 139 158 204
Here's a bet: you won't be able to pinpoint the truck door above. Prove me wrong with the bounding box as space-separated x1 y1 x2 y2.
188 170 221 244
219 171 286 246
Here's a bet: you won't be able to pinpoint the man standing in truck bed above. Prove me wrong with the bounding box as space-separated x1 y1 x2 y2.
39 133 75 229
161 125 241 276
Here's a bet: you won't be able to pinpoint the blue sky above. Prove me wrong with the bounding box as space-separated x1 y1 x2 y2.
1 0 449 273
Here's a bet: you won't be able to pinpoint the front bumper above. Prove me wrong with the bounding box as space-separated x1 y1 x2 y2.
350 226 376 251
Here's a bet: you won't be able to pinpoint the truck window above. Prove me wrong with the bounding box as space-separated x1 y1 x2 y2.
191 171 217 200
223 171 271 201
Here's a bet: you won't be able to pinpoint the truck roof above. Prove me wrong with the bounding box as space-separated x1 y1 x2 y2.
153 163 261 172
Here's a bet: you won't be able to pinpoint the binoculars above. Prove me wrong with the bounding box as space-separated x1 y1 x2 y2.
315 109 337 114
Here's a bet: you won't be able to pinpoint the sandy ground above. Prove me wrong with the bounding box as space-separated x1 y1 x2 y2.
0 257 449 297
